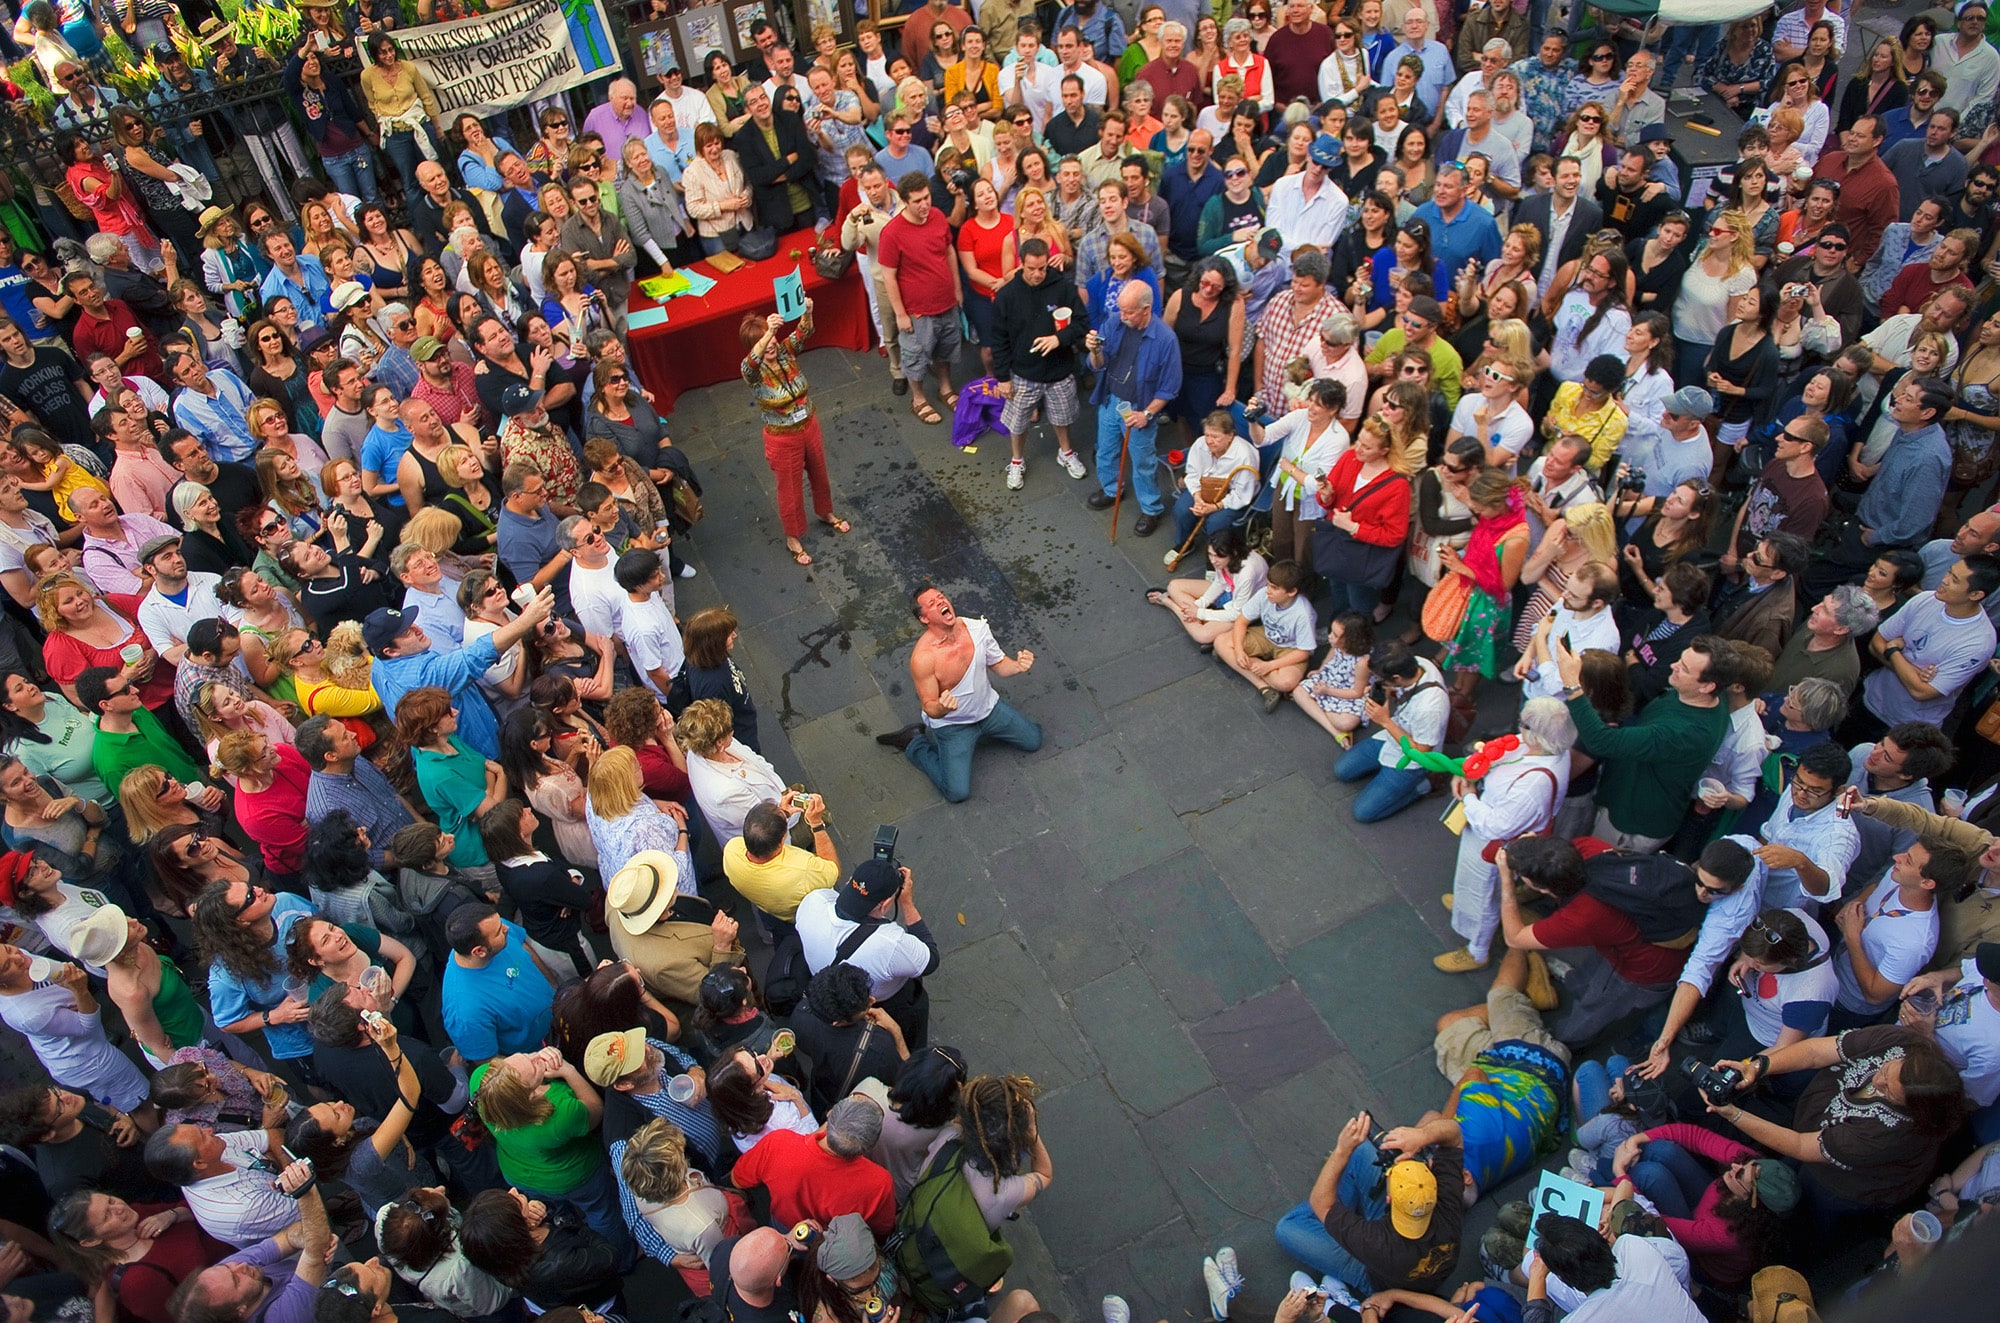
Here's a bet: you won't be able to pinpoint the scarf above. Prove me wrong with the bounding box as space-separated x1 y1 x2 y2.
1463 490 1526 599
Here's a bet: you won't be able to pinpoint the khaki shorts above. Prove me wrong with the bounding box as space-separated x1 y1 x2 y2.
1242 626 1277 660
1433 984 1572 1082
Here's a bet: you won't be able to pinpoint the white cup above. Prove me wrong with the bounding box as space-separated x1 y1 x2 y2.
1697 777 1726 802
512 584 538 609
26 955 56 984
666 1074 697 1103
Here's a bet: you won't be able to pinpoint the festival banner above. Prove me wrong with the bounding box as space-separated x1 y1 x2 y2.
364 0 624 119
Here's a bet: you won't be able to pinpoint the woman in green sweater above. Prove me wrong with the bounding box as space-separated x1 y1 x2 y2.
79 908 206 1068
471 1046 632 1266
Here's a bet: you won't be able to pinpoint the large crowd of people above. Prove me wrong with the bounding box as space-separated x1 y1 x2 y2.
0 1 1999 1322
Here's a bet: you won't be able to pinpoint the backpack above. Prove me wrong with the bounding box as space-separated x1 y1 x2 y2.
1580 849 1708 947
892 1139 1014 1314
760 926 813 1018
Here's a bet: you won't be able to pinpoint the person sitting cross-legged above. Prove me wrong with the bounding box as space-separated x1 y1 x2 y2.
1273 1108 1467 1303
1332 639 1452 823
1214 558 1318 713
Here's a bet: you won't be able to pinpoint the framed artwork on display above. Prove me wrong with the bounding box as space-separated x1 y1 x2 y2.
798 0 854 43
630 20 687 93
726 0 772 54
677 5 735 67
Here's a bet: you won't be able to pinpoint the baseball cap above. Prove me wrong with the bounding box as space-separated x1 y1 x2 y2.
1665 385 1714 417
138 534 182 565
835 857 903 921
411 335 447 362
1977 941 2000 983
361 608 411 656
499 382 545 415
1308 132 1341 167
1386 1159 1437 1238
582 1027 648 1086
1254 227 1283 259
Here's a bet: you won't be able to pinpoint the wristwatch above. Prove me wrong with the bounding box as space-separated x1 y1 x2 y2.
809 823 827 834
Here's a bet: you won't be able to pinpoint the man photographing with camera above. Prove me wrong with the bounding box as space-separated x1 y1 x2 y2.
795 853 940 1050
1274 1109 1466 1303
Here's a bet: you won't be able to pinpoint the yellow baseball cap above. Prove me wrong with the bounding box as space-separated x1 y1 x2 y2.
1386 1160 1438 1238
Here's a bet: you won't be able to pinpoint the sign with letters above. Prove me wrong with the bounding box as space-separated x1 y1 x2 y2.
362 0 622 120
1523 1170 1604 1249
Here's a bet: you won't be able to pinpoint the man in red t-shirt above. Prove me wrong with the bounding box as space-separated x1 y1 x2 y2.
876 176 965 427
1262 0 1336 106
1494 837 1691 1046
66 272 164 385
729 1096 896 1237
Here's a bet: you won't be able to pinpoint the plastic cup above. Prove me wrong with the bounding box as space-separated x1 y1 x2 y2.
1908 987 1939 1016
282 977 309 1004
1944 788 1968 815
769 1028 797 1058
126 327 145 341
1052 306 1071 330
26 955 55 984
512 584 538 608
666 1073 697 1103
119 644 144 666
1697 777 1727 803
1910 1210 1943 1244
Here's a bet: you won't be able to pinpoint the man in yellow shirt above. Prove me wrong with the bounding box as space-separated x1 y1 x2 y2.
723 793 841 925
1543 354 1628 470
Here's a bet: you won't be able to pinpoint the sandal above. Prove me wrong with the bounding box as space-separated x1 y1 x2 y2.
821 516 851 534
911 398 942 424
1144 589 1168 606
787 544 813 566
940 388 960 409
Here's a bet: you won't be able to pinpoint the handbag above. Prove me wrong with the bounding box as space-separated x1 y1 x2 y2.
1422 573 1473 643
671 477 704 527
739 226 779 261
812 238 853 280
1312 470 1408 588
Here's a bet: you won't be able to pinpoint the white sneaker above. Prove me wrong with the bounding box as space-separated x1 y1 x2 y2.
1102 1297 1130 1323
678 563 698 579
1288 1272 1317 1295
1203 1257 1230 1321
1317 1276 1359 1310
1057 448 1087 479
1215 1247 1244 1298
1007 459 1025 490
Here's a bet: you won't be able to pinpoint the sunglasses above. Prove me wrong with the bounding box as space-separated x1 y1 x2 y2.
1590 52 1615 62
1577 114 1603 124
1816 239 1847 250
545 119 569 129
258 518 285 536
1482 365 1514 384
891 126 912 135
1786 79 1807 89
607 374 629 385
1224 167 1248 179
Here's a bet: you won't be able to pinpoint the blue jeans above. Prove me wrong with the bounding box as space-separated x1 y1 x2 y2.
381 129 427 190
1273 1144 1388 1294
520 1165 636 1273
1096 402 1164 515
1656 22 1721 87
1333 734 1432 823
1172 491 1244 549
1629 1139 1712 1219
320 144 380 203
904 699 1043 803
1324 576 1381 615
1571 1054 1631 1121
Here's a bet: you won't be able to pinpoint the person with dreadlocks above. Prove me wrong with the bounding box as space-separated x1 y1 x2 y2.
937 1073 1054 1229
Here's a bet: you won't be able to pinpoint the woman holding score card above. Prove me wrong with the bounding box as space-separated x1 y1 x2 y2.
739 297 853 567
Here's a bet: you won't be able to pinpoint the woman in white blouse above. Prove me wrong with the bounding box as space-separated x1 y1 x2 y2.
1768 61 1831 164
675 697 798 846
1257 378 1351 568
1436 697 1577 974
706 1046 817 1153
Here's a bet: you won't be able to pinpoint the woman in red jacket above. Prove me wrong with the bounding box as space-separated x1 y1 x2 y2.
1606 1122 1797 1289
1435 469 1531 698
1311 415 1411 615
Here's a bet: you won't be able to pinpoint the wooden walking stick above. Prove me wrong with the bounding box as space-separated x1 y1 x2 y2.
1162 464 1262 570
1107 417 1134 544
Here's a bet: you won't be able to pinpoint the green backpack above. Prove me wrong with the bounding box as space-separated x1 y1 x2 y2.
892 1139 1015 1315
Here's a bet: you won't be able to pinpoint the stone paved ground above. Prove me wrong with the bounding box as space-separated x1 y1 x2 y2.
664 344 1516 1323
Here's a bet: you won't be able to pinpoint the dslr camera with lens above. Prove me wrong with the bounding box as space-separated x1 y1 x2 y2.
1682 1057 1743 1106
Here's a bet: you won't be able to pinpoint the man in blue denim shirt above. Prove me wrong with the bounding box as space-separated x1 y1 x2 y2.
1084 280 1181 535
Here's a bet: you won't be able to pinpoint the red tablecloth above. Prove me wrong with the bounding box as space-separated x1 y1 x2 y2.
627 230 874 412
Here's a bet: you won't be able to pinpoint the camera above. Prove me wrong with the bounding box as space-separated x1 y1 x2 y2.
948 168 977 194
1681 1056 1743 1106
872 823 899 865
1369 680 1389 708
1619 463 1648 492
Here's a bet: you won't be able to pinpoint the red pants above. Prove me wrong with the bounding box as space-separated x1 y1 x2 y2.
764 415 833 539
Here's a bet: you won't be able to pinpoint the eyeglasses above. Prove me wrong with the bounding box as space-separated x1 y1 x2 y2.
1577 114 1603 124
574 195 599 206
1709 226 1733 237
259 518 284 536
1915 85 1941 97
1223 167 1248 179
1589 52 1615 62
1816 238 1847 251
545 119 569 129
1482 365 1514 384
890 126 912 136
483 584 506 599
1335 29 1356 39
1791 777 1836 802
607 374 628 385
1442 461 1473 475
324 1277 365 1300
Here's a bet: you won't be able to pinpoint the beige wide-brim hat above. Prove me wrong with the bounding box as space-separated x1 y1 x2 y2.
606 851 681 934
68 904 132 968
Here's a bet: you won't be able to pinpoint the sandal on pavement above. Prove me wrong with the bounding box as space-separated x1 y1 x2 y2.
911 399 941 424
1144 589 1168 605
821 517 851 534
940 388 960 409
787 544 813 566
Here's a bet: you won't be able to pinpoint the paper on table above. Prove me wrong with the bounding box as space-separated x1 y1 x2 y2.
676 269 717 298
628 305 670 330
638 272 689 299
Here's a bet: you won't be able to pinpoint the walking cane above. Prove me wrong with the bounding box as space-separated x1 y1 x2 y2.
1107 417 1135 544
